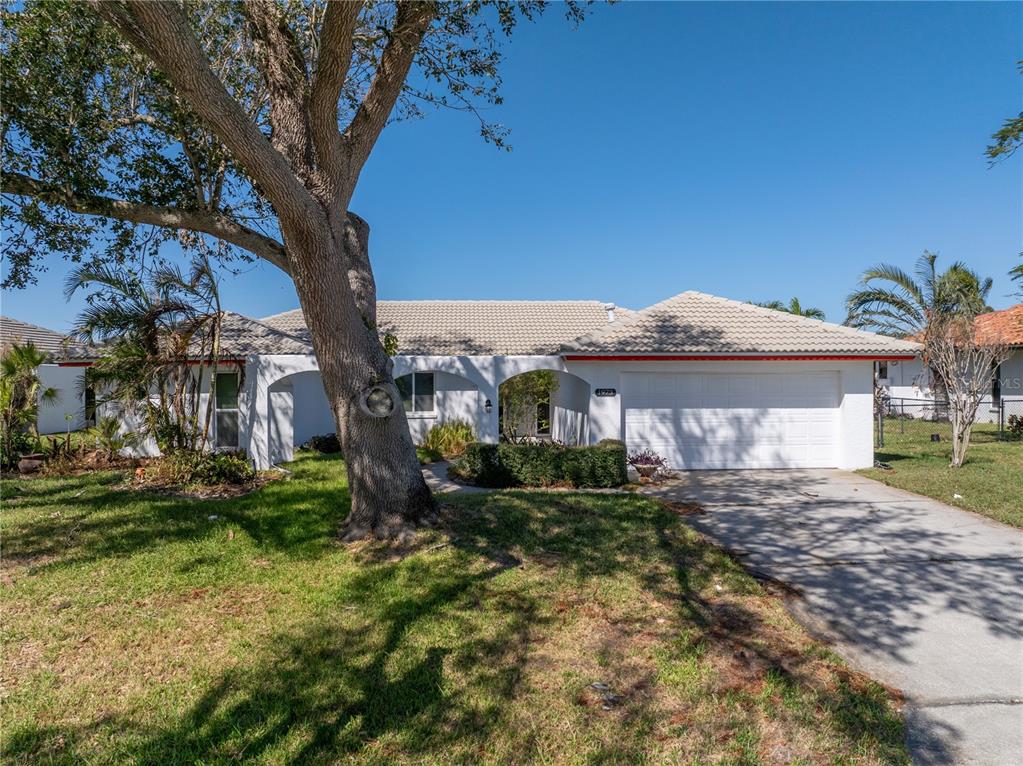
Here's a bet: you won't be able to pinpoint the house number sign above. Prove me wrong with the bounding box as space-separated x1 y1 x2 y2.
595 388 617 397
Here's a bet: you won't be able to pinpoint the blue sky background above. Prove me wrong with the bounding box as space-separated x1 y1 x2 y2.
2 1 1021 331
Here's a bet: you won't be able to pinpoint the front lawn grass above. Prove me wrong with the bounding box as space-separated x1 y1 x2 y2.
1 453 908 765
860 420 1023 528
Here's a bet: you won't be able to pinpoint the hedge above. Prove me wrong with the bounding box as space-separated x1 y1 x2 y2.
453 440 627 488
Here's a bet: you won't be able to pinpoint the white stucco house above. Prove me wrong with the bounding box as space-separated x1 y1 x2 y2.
0 316 92 435
874 304 1023 424
56 290 920 471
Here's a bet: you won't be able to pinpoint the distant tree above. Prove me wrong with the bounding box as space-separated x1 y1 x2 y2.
1011 254 1023 297
925 315 1011 468
985 60 1023 163
846 251 994 402
754 297 825 320
845 251 992 338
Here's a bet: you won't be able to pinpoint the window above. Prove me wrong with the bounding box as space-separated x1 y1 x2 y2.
395 372 434 413
876 361 888 380
992 364 1002 405
84 387 96 426
215 372 240 447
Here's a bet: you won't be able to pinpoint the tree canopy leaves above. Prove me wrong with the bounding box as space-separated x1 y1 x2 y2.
1 0 582 288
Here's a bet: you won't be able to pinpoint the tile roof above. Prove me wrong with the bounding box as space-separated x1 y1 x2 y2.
214 312 312 356
0 316 69 355
262 301 630 356
57 312 312 360
562 291 921 356
974 304 1023 346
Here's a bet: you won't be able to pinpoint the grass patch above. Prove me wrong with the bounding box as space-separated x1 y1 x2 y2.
860 419 1023 527
1 453 908 764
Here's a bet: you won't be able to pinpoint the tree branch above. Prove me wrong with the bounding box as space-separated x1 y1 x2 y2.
310 0 362 181
88 0 319 228
241 0 313 173
341 1 435 188
2 172 289 273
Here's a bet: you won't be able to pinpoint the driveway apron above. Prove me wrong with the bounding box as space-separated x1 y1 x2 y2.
643 469 1023 766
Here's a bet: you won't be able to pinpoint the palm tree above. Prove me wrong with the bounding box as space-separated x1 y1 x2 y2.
65 254 223 452
0 342 57 464
754 297 826 320
845 251 993 337
1011 254 1022 297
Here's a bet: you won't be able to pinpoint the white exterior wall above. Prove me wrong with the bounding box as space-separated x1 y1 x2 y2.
98 352 880 471
550 372 590 445
36 365 87 434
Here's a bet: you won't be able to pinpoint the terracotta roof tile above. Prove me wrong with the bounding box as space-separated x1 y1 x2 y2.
974 304 1023 346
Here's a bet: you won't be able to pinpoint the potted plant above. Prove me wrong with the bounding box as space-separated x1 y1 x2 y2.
627 449 668 478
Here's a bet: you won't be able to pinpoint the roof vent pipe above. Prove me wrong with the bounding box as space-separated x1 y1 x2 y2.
603 302 616 323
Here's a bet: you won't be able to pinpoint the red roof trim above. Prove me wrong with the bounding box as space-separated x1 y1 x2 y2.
561 354 918 362
58 359 245 367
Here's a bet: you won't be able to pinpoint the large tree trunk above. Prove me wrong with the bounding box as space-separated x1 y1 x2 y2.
284 214 434 541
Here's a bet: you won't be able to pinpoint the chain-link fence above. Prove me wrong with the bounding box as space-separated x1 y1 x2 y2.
874 396 1023 449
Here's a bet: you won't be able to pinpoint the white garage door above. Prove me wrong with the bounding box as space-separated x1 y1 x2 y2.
623 371 840 469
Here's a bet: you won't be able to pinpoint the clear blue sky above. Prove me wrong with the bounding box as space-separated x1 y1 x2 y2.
2 1 1021 331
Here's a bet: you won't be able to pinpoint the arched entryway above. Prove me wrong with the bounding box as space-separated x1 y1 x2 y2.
497 369 591 445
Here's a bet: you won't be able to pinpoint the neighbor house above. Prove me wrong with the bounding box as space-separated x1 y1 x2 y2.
0 316 92 434
56 290 919 470
875 303 1023 424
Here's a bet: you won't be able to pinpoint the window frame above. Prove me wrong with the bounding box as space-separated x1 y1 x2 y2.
213 371 241 449
396 372 436 415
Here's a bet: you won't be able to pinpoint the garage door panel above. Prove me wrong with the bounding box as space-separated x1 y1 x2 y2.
623 371 839 469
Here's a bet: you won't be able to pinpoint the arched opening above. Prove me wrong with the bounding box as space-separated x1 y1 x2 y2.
498 369 591 445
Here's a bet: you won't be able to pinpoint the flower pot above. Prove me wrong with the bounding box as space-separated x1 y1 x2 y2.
17 453 45 474
634 464 659 478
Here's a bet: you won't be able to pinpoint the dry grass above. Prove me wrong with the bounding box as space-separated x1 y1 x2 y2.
1 454 908 765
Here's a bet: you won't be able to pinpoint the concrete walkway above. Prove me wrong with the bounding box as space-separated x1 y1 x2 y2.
643 470 1023 766
421 461 490 495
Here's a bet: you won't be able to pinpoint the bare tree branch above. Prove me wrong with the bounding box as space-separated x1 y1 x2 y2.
2 172 289 273
925 315 1012 467
310 0 362 182
341 1 435 190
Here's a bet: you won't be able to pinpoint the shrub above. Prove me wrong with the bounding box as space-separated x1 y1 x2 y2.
627 449 668 468
420 419 476 459
158 450 256 485
304 433 342 454
0 429 36 469
1007 414 1023 438
456 441 627 488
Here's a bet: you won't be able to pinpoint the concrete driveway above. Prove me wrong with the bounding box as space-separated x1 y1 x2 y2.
644 469 1023 766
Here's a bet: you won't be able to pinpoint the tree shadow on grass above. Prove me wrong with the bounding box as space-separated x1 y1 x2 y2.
1 455 349 574
3 483 911 764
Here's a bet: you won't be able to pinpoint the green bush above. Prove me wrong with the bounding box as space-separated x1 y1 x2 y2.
167 450 256 485
1007 414 1023 438
304 433 342 454
456 441 627 488
420 419 476 459
1 429 36 469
